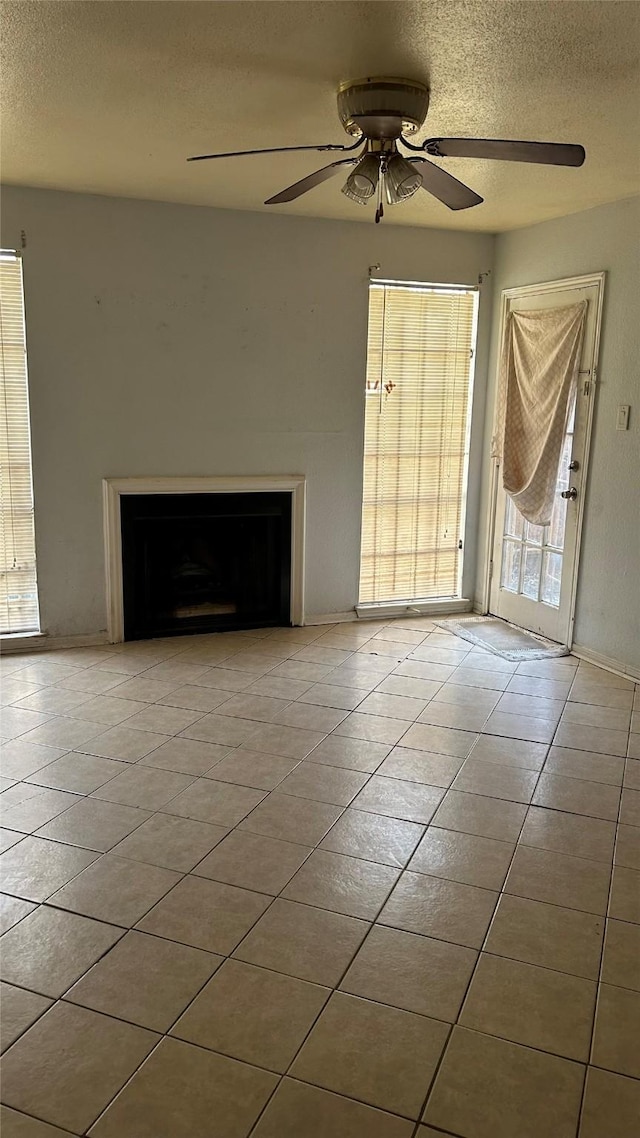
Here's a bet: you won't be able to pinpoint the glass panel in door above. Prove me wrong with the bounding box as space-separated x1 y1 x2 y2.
498 411 574 606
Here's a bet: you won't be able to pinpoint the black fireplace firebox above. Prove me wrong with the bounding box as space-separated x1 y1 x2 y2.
120 492 292 640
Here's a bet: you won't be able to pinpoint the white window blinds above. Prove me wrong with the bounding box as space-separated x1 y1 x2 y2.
359 281 477 605
0 252 39 634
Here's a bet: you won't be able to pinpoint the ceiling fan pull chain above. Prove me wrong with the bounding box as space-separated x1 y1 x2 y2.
375 172 384 224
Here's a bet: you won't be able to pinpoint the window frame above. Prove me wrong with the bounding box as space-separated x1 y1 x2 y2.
0 248 40 636
357 277 479 611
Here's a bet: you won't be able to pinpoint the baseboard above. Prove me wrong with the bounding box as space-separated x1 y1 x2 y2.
469 610 639 683
569 644 640 684
303 612 358 626
0 631 111 654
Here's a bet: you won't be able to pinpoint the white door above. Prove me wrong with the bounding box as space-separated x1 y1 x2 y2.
489 276 604 645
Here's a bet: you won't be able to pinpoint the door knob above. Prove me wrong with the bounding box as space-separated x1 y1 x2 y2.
568 459 580 471
561 487 578 501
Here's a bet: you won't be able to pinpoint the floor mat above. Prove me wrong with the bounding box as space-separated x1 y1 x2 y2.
437 615 569 661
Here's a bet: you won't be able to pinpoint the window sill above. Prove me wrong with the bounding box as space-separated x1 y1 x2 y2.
356 598 473 620
1 630 46 652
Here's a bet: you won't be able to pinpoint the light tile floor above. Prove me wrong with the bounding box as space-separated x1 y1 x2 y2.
0 618 639 1138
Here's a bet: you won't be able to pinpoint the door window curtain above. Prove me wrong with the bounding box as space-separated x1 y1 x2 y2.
492 301 587 526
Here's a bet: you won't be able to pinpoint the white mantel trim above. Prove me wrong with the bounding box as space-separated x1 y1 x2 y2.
102 475 306 643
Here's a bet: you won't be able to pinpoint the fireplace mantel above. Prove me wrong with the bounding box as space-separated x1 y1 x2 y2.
102 476 306 642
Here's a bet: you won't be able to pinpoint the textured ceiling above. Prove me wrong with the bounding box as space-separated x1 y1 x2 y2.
1 0 639 231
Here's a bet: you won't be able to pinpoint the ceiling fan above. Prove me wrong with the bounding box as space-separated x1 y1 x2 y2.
188 77 585 223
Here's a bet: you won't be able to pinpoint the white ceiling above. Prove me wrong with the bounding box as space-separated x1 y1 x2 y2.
1 0 639 232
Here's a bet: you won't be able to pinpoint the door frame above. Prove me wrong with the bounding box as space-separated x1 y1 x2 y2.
481 272 606 647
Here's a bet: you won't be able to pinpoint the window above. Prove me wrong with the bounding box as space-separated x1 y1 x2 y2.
0 251 39 633
359 280 478 606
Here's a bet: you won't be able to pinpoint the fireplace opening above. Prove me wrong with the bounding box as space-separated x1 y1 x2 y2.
120 492 292 640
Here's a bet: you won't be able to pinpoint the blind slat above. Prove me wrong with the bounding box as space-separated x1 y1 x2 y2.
0 252 40 633
359 282 476 604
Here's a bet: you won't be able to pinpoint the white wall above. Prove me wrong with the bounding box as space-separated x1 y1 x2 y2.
477 196 640 672
1 186 494 637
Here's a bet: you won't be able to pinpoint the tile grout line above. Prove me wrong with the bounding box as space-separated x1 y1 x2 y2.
57 624 395 1136
416 752 546 1131
406 670 582 1133
574 756 625 1138
417 652 634 1132
243 809 458 1138
2 655 628 915
1 628 636 1137
250 655 582 1129
2 756 630 906
2 628 438 1133
55 707 345 1138
0 913 130 1060
59 701 395 1133
0 1103 80 1137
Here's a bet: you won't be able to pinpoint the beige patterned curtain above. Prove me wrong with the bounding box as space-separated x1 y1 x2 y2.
492 301 587 526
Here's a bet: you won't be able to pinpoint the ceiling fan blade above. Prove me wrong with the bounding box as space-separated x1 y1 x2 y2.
264 157 360 204
188 141 360 162
409 157 483 210
418 138 586 167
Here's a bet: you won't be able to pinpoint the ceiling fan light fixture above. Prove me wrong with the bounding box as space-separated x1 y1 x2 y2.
342 153 380 203
384 153 423 204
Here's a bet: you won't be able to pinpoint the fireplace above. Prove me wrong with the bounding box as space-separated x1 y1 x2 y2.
103 477 305 642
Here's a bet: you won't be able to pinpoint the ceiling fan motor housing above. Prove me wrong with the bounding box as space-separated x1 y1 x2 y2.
337 77 430 140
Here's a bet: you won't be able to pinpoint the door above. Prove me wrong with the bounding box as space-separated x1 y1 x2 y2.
489 276 604 645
